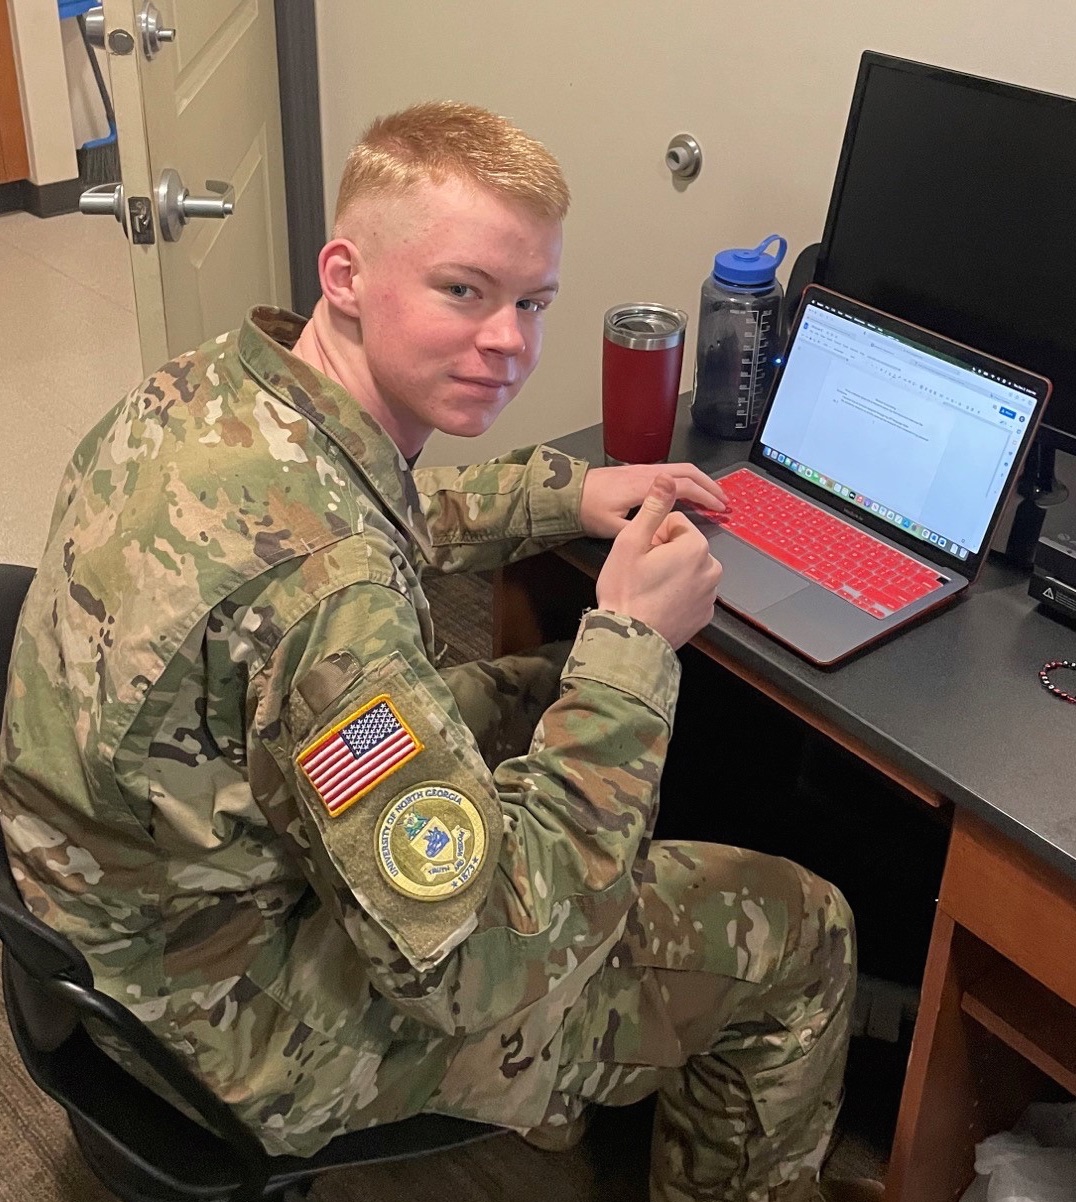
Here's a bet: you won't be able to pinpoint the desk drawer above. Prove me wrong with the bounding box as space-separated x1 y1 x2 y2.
940 810 1076 1010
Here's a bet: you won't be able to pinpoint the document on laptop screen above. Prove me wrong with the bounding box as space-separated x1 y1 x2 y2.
758 301 1037 556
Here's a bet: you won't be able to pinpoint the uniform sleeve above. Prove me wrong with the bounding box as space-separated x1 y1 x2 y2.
251 568 680 1039
413 444 589 573
46 396 130 543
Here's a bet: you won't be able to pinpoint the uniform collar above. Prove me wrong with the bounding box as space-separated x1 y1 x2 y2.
236 306 433 558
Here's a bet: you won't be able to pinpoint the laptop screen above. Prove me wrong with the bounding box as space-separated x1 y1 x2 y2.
755 294 1040 561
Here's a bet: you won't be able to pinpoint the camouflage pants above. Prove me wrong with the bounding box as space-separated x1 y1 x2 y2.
442 651 855 1202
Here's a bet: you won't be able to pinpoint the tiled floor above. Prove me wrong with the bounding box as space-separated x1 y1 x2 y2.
0 209 142 567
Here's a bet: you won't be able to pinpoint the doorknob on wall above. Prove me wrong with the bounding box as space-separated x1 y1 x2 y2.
666 134 702 180
156 170 236 242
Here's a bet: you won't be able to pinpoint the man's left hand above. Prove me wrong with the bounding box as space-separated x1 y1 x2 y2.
579 463 728 540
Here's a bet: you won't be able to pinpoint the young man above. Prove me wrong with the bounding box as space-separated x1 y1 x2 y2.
0 104 860 1201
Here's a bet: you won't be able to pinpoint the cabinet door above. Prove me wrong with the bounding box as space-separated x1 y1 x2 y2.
0 0 30 184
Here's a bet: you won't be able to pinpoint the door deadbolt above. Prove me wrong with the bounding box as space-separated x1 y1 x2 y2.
108 27 135 55
84 4 171 57
82 6 105 48
156 169 235 242
139 2 175 59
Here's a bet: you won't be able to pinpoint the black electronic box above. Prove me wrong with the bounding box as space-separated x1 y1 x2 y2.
1030 530 1076 624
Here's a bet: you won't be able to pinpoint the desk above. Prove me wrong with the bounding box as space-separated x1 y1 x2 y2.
492 403 1076 1202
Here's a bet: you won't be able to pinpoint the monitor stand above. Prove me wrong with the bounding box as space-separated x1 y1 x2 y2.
993 441 1070 569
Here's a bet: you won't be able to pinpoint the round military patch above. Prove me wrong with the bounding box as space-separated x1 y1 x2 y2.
376 782 487 901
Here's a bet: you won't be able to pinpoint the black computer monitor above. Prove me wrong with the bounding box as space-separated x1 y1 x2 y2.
815 51 1076 463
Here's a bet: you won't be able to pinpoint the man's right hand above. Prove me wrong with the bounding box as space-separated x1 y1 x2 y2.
594 474 723 650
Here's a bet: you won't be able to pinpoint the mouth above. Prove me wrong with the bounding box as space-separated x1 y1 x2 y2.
452 375 515 392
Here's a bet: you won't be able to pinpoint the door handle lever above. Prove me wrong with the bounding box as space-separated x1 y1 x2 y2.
156 169 236 242
78 182 127 234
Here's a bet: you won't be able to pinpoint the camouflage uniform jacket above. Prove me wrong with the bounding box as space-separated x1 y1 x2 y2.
0 307 681 1155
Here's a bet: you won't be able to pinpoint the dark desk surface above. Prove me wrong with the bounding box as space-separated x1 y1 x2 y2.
552 401 1076 882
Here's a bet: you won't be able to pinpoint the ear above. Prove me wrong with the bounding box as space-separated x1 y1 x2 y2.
317 238 362 319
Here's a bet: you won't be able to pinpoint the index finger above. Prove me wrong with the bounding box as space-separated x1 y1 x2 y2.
663 463 729 507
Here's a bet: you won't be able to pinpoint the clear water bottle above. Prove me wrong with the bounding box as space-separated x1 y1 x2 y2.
690 234 787 440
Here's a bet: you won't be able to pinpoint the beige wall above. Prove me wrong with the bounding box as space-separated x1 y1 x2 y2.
315 0 1076 465
5 0 77 185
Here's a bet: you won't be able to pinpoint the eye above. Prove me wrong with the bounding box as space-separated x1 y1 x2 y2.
446 284 476 299
517 298 548 313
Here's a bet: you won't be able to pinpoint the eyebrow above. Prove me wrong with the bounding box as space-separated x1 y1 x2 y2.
437 262 559 295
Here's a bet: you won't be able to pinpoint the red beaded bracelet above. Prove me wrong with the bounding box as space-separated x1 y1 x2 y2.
1039 660 1076 704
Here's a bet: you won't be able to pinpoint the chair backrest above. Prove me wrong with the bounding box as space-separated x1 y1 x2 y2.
0 829 273 1197
0 836 90 1051
0 563 34 724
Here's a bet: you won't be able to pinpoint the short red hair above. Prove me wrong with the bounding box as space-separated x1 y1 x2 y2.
333 101 569 233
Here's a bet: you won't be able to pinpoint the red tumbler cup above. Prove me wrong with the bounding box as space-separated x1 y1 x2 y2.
602 303 688 464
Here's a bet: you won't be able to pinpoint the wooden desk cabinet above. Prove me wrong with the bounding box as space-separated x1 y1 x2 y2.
886 810 1076 1201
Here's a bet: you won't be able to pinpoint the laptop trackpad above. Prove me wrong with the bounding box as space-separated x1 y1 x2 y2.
710 534 810 614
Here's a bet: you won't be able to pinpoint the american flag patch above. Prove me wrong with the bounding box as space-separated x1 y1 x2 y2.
298 695 422 818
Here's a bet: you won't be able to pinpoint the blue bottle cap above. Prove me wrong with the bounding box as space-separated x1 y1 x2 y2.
712 235 788 286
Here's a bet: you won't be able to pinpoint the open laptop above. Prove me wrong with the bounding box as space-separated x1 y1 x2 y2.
690 285 1051 665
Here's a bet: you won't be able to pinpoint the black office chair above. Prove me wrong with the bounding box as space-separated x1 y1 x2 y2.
0 562 32 707
0 562 503 1202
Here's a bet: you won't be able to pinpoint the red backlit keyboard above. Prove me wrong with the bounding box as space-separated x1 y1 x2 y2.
701 468 944 620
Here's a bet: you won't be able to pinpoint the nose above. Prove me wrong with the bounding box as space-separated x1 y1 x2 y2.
478 306 527 357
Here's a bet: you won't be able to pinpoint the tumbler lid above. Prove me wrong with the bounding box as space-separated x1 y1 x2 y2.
603 303 688 350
